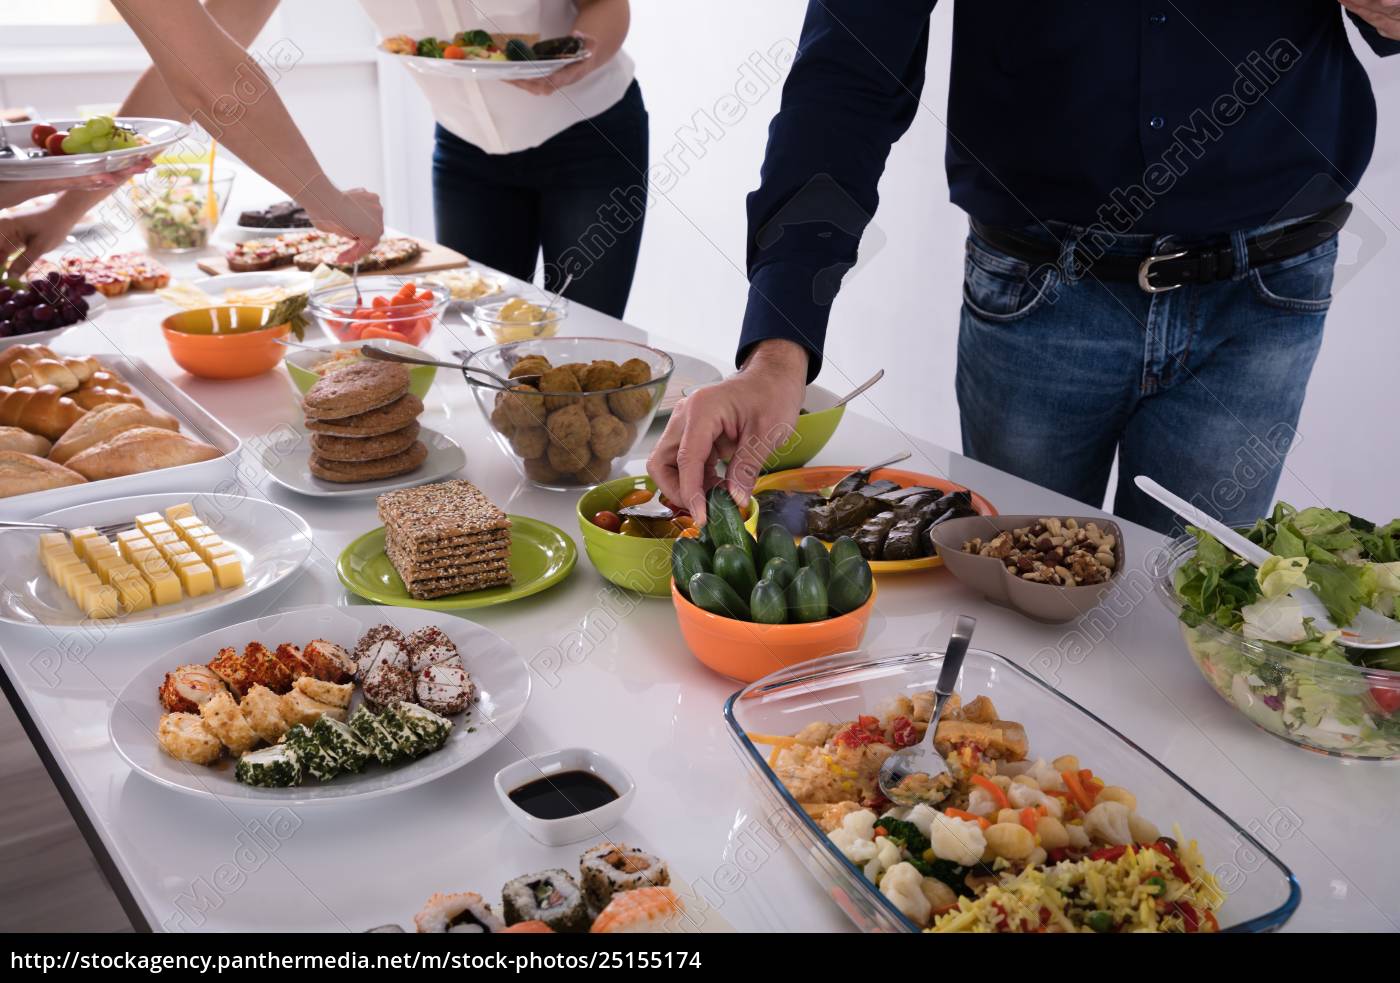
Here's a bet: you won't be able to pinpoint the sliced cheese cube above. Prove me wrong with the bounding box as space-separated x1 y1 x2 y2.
142 521 173 538
85 544 118 567
92 554 128 585
149 531 180 549
55 559 89 596
144 569 183 606
72 532 105 561
181 524 213 543
115 529 147 543
119 537 155 561
173 515 203 531
81 583 120 619
134 512 165 530
164 503 196 523
159 539 194 560
177 561 215 597
210 554 245 589
69 571 100 601
39 532 68 554
204 543 236 562
193 534 224 559
112 573 152 613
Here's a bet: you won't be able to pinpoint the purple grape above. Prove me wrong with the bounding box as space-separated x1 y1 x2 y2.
0 301 14 320
12 289 30 306
80 283 96 296
45 271 61 286
31 304 54 323
14 307 32 326
0 286 12 304
63 273 84 289
0 320 12 336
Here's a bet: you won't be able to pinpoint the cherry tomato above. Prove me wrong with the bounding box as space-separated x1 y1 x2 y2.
592 510 621 533
442 45 466 60
1370 685 1400 716
30 124 56 147
44 132 68 156
619 518 650 538
618 489 654 509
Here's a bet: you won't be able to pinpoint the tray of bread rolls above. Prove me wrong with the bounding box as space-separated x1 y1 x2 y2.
0 343 240 519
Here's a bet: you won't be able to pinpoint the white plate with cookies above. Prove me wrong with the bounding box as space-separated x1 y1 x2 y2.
108 604 531 804
0 491 312 629
259 424 467 498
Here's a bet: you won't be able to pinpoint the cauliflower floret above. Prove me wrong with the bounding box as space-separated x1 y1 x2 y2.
905 802 939 839
829 808 879 864
928 812 987 866
879 862 932 926
864 835 903 883
1007 780 1062 817
967 786 999 818
1066 822 1091 850
1025 758 1065 791
1085 801 1134 846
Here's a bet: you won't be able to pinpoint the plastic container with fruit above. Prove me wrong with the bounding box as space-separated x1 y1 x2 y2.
307 277 448 346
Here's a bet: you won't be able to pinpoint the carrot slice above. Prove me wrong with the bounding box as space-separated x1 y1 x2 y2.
943 808 990 830
971 774 1010 810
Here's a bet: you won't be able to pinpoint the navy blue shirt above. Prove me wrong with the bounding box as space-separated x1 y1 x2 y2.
740 1 1399 378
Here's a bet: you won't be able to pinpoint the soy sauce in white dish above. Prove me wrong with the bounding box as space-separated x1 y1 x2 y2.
509 771 617 819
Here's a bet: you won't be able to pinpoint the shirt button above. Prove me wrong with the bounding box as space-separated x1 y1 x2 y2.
1149 12 1167 25
1149 115 1166 130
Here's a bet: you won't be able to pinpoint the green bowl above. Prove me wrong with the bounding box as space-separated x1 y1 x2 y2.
576 475 760 597
762 384 845 472
283 340 436 400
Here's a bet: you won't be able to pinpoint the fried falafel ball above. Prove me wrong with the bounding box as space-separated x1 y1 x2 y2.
580 394 611 419
547 440 591 474
618 358 652 386
608 385 656 422
501 385 548 430
522 454 562 483
510 426 549 459
580 359 622 392
561 362 589 384
540 366 582 411
574 456 615 484
589 413 631 459
546 403 591 455
509 355 551 380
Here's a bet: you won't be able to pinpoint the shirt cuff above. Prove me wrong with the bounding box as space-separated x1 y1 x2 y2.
1350 12 1400 56
737 261 836 382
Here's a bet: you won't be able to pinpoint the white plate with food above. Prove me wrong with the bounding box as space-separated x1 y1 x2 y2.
0 293 106 352
0 117 188 180
382 34 588 82
260 425 466 499
109 604 532 804
0 491 312 629
0 349 239 518
158 270 315 309
656 351 724 417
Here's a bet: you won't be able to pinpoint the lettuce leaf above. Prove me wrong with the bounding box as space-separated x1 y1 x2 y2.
1257 555 1309 599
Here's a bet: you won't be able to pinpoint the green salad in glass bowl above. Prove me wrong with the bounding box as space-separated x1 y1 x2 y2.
1155 502 1400 760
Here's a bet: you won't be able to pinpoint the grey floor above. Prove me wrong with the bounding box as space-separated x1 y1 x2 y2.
0 691 132 932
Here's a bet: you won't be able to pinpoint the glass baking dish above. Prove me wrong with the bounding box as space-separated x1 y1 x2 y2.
724 647 1301 933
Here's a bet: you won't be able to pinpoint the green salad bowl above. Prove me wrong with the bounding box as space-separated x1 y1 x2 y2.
283 339 436 399
762 384 845 472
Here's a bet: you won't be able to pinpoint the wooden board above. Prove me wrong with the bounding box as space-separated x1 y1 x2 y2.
196 236 471 278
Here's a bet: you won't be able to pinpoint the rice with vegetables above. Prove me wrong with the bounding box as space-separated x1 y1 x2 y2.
752 692 1223 933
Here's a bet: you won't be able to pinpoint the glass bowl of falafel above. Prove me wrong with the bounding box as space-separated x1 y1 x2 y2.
466 337 675 489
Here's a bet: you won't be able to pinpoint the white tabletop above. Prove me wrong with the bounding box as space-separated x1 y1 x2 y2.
2 196 1396 934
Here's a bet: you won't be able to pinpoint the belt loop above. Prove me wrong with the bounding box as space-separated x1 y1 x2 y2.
1229 227 1250 280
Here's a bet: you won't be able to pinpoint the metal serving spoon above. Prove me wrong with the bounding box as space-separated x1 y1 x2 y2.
878 615 976 806
356 345 516 388
1135 475 1400 649
817 450 911 499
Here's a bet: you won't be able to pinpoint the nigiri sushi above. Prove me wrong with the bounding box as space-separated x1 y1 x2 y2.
414 891 505 933
590 887 686 934
500 920 555 933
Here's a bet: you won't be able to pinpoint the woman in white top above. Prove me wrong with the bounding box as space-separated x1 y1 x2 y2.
363 0 647 318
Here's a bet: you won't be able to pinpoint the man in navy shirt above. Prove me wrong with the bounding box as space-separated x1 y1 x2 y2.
649 1 1399 534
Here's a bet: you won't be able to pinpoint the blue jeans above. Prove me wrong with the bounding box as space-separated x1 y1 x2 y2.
432 81 649 319
956 218 1336 535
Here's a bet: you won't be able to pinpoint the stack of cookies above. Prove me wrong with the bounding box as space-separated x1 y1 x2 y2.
302 361 427 483
377 480 512 600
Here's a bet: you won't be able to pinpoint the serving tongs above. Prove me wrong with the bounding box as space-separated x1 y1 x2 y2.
1135 475 1400 649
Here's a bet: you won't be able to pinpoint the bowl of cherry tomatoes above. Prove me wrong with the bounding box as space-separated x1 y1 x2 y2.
306 276 447 345
576 476 759 597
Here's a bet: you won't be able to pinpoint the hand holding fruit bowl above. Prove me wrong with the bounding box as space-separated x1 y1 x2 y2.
307 277 446 345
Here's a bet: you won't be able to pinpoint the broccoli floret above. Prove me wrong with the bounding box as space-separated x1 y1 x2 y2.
416 37 444 57
455 29 492 48
876 816 930 858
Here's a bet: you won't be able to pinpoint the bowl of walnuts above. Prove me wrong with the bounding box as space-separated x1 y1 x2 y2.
467 337 674 488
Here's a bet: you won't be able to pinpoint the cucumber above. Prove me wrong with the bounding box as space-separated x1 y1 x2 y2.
696 521 715 553
671 537 713 598
758 524 800 572
705 487 752 560
798 535 832 584
688 571 749 621
829 535 863 570
713 543 758 601
750 579 787 624
829 555 874 615
786 566 829 623
761 555 797 591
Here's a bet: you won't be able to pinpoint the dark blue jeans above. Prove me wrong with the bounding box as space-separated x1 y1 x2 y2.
432 81 649 319
956 217 1336 535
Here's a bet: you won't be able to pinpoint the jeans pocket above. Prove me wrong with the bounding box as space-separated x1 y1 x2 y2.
962 235 1055 323
1248 237 1338 313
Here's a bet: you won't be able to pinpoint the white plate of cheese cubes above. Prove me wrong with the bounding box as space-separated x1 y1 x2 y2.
0 492 313 629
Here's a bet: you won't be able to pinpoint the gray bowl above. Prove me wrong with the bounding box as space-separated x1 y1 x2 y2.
928 514 1127 624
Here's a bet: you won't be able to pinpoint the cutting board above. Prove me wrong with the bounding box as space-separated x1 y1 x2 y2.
196 237 471 277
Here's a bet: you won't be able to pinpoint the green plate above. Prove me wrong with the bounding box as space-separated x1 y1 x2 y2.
337 515 576 610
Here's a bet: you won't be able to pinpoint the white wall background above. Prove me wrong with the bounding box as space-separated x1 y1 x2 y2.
3 1 1396 520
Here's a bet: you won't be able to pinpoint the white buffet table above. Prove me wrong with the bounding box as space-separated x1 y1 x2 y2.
1 206 1396 934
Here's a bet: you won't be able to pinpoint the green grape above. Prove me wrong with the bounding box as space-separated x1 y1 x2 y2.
89 136 110 152
86 116 113 137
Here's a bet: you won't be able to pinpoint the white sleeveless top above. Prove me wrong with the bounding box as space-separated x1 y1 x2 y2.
361 0 636 154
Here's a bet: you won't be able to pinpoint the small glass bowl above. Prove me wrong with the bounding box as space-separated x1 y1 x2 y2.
465 336 673 489
468 296 568 344
128 166 234 253
307 275 450 346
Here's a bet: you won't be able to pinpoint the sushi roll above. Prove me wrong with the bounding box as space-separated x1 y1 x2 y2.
590 887 686 934
579 843 671 913
235 743 301 787
312 715 370 774
414 892 505 933
501 869 590 933
283 723 341 782
393 702 453 752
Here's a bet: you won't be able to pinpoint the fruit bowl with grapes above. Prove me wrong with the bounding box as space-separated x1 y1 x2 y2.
0 116 187 180
0 272 102 348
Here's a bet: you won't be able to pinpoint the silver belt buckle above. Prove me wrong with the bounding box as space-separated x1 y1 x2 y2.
1137 250 1188 293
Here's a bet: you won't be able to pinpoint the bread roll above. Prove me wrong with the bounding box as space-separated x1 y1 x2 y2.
0 344 58 385
65 426 221 480
0 450 86 497
0 426 51 456
9 358 82 393
0 386 88 440
49 403 180 464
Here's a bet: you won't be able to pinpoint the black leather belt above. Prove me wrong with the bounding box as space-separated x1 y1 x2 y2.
971 202 1351 293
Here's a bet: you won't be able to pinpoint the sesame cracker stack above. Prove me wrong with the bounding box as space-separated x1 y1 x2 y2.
376 480 512 599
